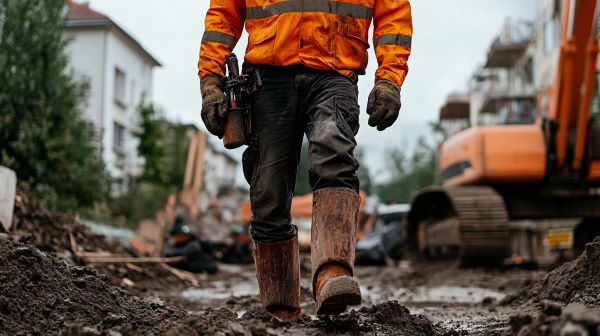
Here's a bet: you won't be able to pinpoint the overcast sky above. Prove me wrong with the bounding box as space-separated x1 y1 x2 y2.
85 0 537 183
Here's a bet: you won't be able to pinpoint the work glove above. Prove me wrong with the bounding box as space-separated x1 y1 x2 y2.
200 75 227 137
367 79 401 131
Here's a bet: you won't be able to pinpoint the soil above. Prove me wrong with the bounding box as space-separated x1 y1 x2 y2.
0 239 186 335
503 237 600 307
10 184 118 255
7 184 190 295
167 302 462 336
508 302 600 335
0 238 458 336
3 186 600 335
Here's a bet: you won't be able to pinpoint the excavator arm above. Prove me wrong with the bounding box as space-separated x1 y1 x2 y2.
549 0 599 176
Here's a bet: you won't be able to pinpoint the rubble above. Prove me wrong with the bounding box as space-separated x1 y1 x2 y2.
508 303 600 336
0 238 464 335
0 239 186 335
503 237 600 307
8 184 193 295
10 184 118 254
4 183 600 335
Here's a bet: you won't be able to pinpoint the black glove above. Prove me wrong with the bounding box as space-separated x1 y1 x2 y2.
200 75 227 137
367 79 401 131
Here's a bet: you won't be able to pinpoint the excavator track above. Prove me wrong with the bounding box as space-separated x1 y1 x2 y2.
407 187 511 266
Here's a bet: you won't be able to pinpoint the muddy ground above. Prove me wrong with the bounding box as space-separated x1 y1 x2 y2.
1 187 599 335
153 259 544 335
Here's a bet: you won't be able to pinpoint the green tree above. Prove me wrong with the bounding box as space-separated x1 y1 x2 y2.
162 123 189 188
110 112 190 227
134 103 167 185
133 103 190 189
376 137 438 204
0 0 108 210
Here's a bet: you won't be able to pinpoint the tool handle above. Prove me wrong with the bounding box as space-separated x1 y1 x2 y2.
226 54 240 78
223 53 246 149
223 109 246 149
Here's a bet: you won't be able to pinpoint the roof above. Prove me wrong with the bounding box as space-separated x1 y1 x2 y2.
64 1 161 67
66 0 108 21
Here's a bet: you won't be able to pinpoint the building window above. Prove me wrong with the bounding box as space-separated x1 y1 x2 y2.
114 68 126 107
523 57 534 86
113 122 126 151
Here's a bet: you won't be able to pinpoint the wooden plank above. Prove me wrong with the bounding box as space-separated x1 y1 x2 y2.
0 167 16 232
83 256 186 264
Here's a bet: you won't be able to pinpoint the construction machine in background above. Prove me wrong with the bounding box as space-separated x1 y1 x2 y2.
130 131 208 256
407 0 600 266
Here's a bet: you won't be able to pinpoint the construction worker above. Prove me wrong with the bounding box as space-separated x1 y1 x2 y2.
163 213 218 274
199 0 412 320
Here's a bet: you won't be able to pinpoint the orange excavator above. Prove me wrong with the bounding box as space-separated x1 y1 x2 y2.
407 0 600 265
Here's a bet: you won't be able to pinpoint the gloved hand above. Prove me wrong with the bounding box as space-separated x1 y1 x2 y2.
200 75 227 137
366 79 401 131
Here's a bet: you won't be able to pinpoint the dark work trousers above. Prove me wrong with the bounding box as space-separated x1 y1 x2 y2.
242 65 360 244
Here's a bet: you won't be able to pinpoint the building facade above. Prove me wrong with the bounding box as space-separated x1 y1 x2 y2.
439 0 598 133
64 1 160 194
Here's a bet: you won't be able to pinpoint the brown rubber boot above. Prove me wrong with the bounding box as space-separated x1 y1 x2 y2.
253 235 301 320
312 187 362 315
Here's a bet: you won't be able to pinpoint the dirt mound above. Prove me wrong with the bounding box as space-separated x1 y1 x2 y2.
504 237 600 306
10 184 119 254
0 239 186 335
166 301 461 336
508 302 600 335
8 184 190 295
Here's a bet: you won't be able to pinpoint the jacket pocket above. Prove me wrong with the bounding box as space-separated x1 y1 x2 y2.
334 20 370 70
246 24 277 65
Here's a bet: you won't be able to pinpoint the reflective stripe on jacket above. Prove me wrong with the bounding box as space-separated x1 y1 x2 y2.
198 0 412 87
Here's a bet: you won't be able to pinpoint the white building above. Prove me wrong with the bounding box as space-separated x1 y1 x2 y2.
439 0 586 132
64 1 161 194
204 142 238 198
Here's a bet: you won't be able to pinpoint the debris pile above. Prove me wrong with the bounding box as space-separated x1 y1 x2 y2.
504 236 600 306
508 301 600 336
8 184 194 294
0 239 186 335
10 184 118 254
0 238 462 335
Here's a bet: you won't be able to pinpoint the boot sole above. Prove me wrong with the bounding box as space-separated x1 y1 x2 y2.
316 276 361 315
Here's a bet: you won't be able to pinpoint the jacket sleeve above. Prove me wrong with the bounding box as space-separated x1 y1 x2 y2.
198 0 246 78
372 0 412 87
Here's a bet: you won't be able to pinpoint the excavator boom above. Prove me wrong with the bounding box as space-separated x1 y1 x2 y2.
550 0 599 174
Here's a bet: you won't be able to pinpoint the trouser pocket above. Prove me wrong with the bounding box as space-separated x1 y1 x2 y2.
242 135 259 185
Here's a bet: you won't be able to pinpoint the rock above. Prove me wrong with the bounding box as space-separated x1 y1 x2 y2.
559 321 588 336
541 300 563 316
509 313 533 332
482 297 495 305
564 303 600 328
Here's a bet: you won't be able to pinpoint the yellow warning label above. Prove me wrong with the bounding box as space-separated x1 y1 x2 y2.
545 230 573 249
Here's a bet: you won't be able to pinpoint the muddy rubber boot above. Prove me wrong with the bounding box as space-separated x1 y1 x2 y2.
253 235 301 320
312 187 362 315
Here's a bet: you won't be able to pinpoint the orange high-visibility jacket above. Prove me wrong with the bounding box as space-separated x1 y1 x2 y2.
198 0 412 87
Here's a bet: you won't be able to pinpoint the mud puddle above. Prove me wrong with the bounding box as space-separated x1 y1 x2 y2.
362 285 505 305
